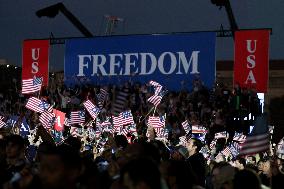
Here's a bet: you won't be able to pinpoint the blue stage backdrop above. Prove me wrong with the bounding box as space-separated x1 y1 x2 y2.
64 33 216 91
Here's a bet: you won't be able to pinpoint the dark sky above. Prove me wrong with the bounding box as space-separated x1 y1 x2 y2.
0 0 283 71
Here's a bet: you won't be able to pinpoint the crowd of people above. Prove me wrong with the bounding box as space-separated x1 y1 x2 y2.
0 76 283 189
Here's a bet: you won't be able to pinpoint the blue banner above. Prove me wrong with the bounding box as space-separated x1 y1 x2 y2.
64 33 216 91
6 116 30 138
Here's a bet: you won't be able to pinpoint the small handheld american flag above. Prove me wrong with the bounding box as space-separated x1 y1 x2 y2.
0 116 6 128
39 111 55 130
192 125 207 134
112 110 135 127
149 80 163 95
182 120 191 134
22 76 42 94
70 111 85 125
147 115 166 128
214 131 229 139
147 89 167 107
233 132 246 143
25 97 50 113
97 88 108 109
83 100 100 120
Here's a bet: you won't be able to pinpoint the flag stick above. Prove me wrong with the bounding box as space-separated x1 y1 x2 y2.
138 107 155 124
153 106 156 116
37 89 41 99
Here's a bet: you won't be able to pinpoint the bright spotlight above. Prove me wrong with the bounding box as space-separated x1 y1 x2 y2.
6 65 9 68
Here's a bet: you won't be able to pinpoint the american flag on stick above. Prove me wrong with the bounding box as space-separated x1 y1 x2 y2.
192 125 207 134
233 132 246 143
22 76 42 94
147 115 167 138
0 117 6 128
239 113 270 156
214 131 229 139
229 142 240 158
25 97 50 113
97 88 108 109
182 120 191 134
149 80 163 95
147 89 167 107
39 111 55 130
70 111 85 125
112 110 134 127
83 100 100 120
147 115 166 128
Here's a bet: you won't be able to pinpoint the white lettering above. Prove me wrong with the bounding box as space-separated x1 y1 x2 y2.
20 123 28 132
247 55 256 68
31 62 39 73
109 54 123 75
140 53 157 75
177 51 200 74
75 51 202 76
77 55 91 76
158 52 176 74
31 48 40 60
246 40 257 53
92 55 107 76
124 53 138 75
31 48 40 74
56 116 62 127
245 70 256 84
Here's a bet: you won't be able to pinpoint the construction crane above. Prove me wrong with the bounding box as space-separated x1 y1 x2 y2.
211 0 239 33
36 3 93 37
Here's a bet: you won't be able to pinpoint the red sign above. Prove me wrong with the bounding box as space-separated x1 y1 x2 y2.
234 30 270 93
53 109 66 131
22 40 49 86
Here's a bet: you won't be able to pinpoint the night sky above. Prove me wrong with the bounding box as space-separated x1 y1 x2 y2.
0 0 283 71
